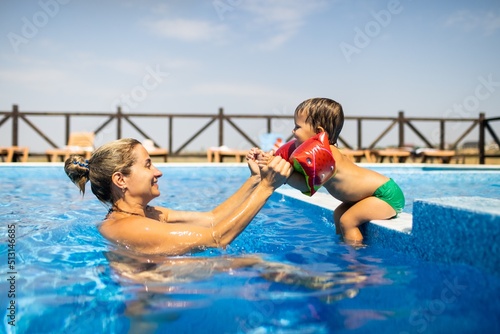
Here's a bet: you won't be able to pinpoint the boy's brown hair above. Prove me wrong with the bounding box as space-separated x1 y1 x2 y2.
294 98 344 145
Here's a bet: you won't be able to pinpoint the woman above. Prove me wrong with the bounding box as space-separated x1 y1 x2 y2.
64 138 292 256
65 139 358 332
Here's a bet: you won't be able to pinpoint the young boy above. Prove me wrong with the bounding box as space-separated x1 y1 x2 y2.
253 98 405 245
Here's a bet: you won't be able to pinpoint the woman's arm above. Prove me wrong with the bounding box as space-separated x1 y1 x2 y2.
167 150 274 227
169 156 291 240
163 173 260 228
100 156 292 255
211 151 262 218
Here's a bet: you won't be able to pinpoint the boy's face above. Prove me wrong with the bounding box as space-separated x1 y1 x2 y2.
293 111 317 145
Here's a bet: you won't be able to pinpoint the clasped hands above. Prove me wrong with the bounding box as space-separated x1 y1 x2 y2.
246 148 292 189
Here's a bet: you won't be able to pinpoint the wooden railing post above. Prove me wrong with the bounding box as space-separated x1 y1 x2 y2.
12 104 19 146
64 114 70 145
398 111 404 147
357 118 362 149
116 106 122 139
479 112 485 164
439 120 445 149
168 115 173 154
218 107 224 146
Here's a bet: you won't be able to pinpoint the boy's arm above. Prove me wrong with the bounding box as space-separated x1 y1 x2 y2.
256 149 310 193
284 171 310 193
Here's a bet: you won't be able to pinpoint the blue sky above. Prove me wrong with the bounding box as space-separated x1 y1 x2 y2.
1 0 499 151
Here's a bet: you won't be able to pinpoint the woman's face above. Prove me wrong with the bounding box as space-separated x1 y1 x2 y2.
292 111 317 145
123 145 163 203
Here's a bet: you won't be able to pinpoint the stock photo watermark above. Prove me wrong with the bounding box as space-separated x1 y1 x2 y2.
5 223 17 328
431 73 499 143
237 279 295 332
7 0 72 53
212 0 244 21
339 0 407 63
401 277 466 333
111 65 169 111
444 74 499 119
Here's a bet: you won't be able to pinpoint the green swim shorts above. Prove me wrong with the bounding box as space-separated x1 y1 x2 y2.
373 178 405 214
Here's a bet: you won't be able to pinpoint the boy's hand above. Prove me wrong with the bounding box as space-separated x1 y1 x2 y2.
256 150 274 167
247 147 278 178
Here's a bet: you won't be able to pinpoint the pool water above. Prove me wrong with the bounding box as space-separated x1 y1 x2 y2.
1 165 499 333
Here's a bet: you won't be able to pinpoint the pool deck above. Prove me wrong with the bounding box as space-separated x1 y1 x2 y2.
277 186 500 276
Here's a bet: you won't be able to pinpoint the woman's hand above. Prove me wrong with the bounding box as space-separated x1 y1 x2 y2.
246 148 262 179
259 156 292 190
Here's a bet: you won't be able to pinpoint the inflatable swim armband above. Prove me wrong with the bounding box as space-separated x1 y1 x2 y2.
274 139 297 161
275 132 336 196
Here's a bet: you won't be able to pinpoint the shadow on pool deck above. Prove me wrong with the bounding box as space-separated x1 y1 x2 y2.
276 187 500 276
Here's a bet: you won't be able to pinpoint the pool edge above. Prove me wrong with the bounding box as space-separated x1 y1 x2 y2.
276 187 500 276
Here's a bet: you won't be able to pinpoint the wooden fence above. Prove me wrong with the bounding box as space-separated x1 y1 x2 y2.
1 104 499 163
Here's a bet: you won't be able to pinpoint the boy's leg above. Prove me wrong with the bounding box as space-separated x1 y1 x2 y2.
336 197 396 243
333 202 351 235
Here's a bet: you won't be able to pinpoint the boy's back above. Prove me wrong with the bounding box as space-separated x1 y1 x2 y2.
322 145 390 203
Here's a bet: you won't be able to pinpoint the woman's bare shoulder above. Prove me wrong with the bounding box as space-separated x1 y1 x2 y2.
99 215 198 255
145 205 169 222
99 215 164 241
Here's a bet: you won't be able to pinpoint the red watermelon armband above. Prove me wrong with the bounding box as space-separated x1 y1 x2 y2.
274 139 297 161
289 132 336 196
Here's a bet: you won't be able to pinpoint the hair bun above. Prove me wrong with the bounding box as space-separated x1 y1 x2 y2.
64 155 90 194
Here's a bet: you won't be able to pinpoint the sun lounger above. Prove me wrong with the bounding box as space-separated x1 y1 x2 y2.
46 132 94 162
372 148 411 163
340 149 373 163
207 146 249 162
0 146 29 162
143 139 168 162
419 149 456 163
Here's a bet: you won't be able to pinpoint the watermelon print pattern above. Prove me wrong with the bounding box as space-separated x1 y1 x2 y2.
275 132 336 196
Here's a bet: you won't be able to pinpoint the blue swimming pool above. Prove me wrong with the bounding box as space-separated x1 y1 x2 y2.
1 165 499 333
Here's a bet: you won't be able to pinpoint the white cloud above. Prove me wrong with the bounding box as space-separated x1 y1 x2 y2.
144 18 228 42
141 1 327 49
445 9 500 35
483 11 500 35
239 0 327 49
0 68 68 86
242 0 322 24
0 64 122 102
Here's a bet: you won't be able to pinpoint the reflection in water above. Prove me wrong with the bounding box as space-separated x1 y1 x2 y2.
103 248 374 332
105 249 368 288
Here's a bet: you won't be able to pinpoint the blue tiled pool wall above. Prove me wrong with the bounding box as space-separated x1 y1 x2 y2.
273 178 500 276
330 195 500 276
411 197 500 274
272 167 500 276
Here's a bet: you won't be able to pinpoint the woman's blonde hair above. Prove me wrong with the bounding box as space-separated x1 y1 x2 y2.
64 138 141 204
